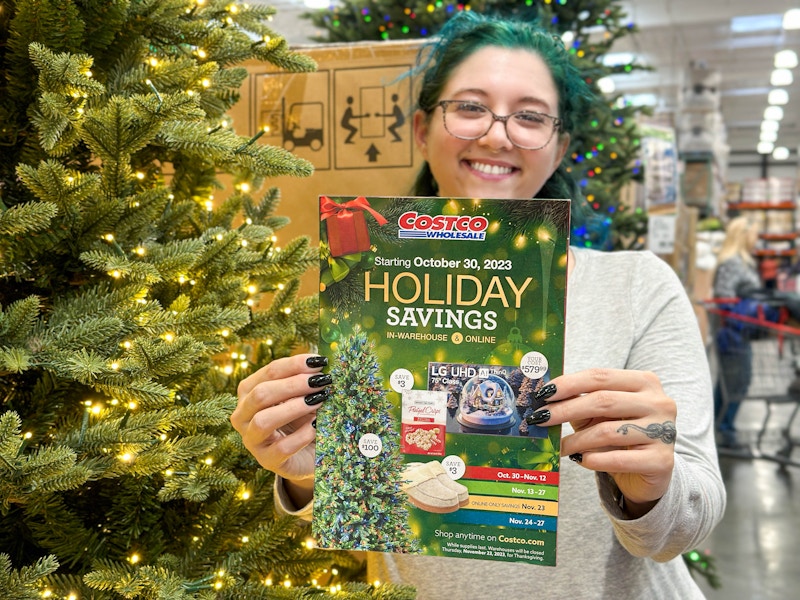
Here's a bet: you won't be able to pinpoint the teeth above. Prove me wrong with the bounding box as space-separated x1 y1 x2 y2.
470 161 513 175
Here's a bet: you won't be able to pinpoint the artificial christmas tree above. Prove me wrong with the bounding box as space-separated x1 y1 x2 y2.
304 0 650 249
314 329 417 553
0 1 414 597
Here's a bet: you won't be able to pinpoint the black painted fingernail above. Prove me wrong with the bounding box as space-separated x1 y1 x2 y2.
534 383 557 401
525 409 551 425
569 453 583 463
311 418 317 428
304 389 330 406
308 373 332 388
306 355 328 368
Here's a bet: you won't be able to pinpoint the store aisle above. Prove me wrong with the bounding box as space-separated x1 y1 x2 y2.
695 403 800 600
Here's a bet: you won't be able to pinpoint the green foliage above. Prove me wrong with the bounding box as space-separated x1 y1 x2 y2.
0 1 390 598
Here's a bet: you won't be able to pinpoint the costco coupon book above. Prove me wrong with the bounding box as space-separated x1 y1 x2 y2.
314 195 570 566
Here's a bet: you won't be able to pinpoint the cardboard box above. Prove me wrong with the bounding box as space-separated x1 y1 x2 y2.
230 41 426 296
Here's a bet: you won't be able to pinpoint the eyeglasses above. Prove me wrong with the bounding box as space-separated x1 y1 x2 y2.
435 100 562 150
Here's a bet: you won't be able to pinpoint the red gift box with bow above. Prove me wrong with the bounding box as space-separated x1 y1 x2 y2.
320 196 388 257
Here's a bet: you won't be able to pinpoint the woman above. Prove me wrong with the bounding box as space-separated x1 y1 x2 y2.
232 13 724 599
712 216 762 447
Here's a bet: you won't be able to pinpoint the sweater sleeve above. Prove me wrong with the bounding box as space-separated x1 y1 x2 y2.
596 252 726 560
273 475 313 521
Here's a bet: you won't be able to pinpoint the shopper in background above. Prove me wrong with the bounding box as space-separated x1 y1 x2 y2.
712 216 767 447
232 12 725 599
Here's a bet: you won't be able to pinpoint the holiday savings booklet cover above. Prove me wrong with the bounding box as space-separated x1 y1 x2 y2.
314 195 570 566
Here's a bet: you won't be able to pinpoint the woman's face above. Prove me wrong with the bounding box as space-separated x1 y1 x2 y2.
414 46 570 200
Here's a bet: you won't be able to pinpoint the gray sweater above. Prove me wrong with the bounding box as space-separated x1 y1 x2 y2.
276 247 726 599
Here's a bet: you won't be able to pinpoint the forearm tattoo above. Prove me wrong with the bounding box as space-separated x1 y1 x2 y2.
617 421 677 445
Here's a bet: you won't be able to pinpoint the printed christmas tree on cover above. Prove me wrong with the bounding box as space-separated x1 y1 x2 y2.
314 195 570 566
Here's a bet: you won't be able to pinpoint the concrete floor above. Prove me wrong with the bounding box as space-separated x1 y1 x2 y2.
696 400 800 600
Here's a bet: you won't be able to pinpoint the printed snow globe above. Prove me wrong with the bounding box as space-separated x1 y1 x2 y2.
456 373 516 431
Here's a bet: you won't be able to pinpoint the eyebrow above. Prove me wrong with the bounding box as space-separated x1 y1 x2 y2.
447 88 555 113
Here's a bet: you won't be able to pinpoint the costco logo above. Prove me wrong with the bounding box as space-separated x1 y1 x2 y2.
398 211 488 240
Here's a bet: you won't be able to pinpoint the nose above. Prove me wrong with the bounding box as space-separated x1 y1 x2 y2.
478 118 513 151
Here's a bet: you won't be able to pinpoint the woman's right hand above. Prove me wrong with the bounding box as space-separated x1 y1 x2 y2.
231 354 331 498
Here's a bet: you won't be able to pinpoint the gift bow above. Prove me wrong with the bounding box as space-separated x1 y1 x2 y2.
319 195 388 226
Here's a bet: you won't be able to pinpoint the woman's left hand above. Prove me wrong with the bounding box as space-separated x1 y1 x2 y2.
531 368 677 516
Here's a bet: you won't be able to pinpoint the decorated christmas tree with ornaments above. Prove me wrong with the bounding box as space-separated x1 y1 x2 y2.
0 0 414 597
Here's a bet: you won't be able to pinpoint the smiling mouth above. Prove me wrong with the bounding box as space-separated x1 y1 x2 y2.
467 160 516 176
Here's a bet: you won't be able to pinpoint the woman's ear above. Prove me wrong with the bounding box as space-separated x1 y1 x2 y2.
413 110 430 161
546 132 571 178
555 132 571 165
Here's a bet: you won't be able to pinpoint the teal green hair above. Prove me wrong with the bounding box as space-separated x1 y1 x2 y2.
411 11 608 248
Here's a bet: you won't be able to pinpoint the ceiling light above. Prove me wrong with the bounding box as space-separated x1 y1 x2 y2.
597 77 616 94
757 141 775 154
602 52 634 67
761 120 780 132
774 50 798 69
731 14 783 32
764 106 784 121
772 147 790 160
768 89 789 105
783 9 800 29
760 130 778 143
770 68 794 86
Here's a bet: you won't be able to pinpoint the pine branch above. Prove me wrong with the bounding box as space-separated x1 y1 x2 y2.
0 553 60 600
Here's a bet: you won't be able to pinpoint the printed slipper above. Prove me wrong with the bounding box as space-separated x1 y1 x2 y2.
401 463 460 513
423 460 470 506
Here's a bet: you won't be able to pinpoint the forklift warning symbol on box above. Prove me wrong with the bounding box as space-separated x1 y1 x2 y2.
256 64 413 171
